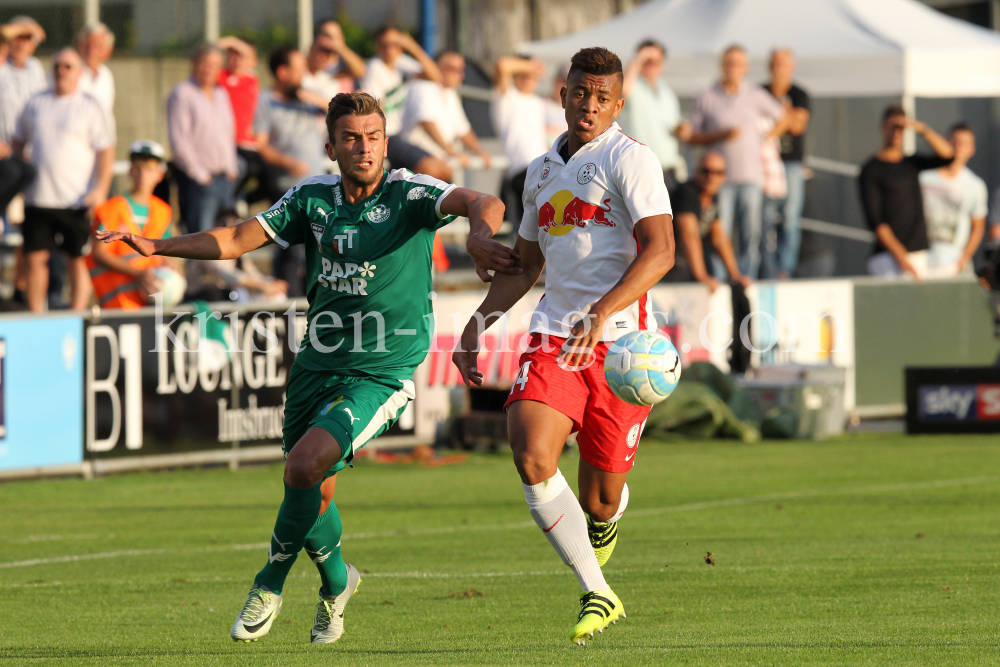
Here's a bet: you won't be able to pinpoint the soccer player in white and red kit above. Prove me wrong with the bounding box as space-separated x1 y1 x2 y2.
453 47 674 644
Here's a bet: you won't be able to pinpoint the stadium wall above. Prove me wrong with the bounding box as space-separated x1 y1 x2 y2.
0 277 994 479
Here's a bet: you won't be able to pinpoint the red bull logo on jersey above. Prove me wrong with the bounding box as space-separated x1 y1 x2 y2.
537 189 617 237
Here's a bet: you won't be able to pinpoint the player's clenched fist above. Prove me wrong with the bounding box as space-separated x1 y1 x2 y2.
466 232 522 283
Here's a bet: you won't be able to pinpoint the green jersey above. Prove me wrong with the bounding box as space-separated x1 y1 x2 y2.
256 169 456 378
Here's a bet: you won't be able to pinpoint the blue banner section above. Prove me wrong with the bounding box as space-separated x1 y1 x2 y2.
0 315 83 470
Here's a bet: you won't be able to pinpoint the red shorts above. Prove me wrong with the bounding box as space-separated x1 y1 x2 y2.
504 333 652 473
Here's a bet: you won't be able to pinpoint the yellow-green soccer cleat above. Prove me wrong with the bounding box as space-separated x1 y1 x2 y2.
587 517 618 567
230 585 282 642
311 563 363 644
570 589 625 645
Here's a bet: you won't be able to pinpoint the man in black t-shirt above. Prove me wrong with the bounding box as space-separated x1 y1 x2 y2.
858 105 953 280
667 151 750 292
762 49 810 279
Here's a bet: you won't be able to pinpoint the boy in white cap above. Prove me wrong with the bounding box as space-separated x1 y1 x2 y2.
87 140 184 309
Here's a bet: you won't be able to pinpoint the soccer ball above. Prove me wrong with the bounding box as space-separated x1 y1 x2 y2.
150 267 187 308
604 330 681 406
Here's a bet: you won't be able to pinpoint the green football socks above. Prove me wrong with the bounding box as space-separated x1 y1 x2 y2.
305 500 348 597
254 481 322 594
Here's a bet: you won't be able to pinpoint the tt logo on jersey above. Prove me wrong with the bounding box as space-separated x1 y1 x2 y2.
538 189 617 236
315 207 359 253
577 163 597 184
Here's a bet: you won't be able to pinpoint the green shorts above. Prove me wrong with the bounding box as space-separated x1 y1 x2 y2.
282 364 416 477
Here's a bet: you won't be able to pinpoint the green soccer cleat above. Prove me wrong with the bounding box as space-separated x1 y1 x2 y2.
587 517 618 567
230 585 282 642
311 563 363 644
570 589 625 645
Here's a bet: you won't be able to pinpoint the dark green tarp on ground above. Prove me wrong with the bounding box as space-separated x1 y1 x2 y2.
645 362 801 441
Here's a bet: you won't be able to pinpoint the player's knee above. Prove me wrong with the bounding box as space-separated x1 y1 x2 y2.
581 497 617 522
27 250 50 267
283 450 325 488
579 483 622 521
512 448 557 486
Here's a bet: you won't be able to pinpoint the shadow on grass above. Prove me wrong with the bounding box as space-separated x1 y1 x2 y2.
4 640 1000 659
0 646 477 659
11 498 527 516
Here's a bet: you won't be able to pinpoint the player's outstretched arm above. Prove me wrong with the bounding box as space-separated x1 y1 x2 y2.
453 237 545 387
560 213 675 369
94 218 273 261
439 187 523 282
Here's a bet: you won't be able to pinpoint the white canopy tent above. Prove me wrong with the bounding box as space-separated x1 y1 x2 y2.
518 0 1000 100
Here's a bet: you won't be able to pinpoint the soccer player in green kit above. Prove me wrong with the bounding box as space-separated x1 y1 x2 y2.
95 92 516 644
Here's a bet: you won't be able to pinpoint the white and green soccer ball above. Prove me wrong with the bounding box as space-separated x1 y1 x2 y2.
150 267 187 308
604 330 681 406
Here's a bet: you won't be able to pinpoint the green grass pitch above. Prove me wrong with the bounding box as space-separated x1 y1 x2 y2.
1 432 999 666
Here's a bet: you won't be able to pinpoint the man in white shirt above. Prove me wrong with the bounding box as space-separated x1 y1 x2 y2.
12 48 114 312
620 40 685 191
491 56 549 227
0 17 46 217
358 26 450 181
919 122 988 277
76 22 115 116
454 47 674 645
399 52 491 167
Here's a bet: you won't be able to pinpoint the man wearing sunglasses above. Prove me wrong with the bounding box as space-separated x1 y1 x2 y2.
859 105 953 280
302 21 367 102
668 151 750 292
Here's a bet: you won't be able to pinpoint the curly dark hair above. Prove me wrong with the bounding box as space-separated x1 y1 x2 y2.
568 47 623 82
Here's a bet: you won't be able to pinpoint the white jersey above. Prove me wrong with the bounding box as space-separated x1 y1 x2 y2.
519 122 672 341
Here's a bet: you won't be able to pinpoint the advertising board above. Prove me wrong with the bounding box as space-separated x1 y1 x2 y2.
84 301 416 459
906 367 1000 433
0 314 83 471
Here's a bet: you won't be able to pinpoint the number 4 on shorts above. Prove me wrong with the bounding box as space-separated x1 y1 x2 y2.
512 361 532 392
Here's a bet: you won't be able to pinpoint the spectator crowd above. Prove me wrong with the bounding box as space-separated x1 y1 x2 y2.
0 15 997 313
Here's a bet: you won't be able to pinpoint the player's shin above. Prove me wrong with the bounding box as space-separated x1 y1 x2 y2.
305 500 348 597
588 483 628 567
523 469 608 592
254 480 323 594
607 482 629 523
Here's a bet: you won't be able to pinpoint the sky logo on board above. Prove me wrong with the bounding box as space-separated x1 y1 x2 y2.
919 385 976 421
